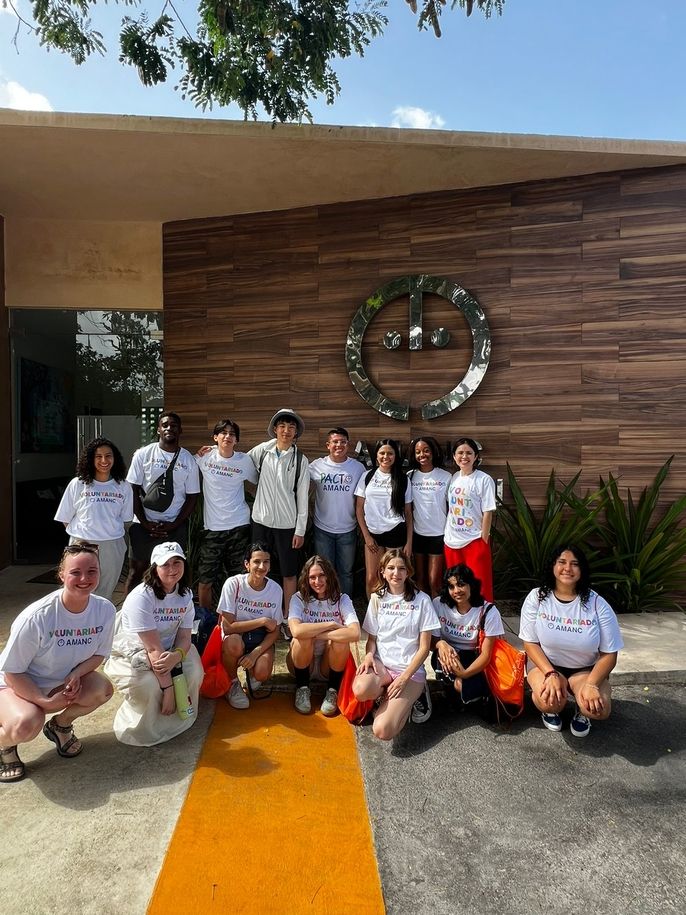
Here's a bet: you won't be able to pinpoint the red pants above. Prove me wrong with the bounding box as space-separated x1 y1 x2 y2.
444 537 493 602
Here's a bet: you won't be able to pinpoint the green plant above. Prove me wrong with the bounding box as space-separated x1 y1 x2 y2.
594 457 686 612
492 464 606 602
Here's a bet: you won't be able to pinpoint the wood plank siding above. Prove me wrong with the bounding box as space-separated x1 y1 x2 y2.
163 166 686 504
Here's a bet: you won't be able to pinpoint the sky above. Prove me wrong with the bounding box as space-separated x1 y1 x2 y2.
1 0 685 141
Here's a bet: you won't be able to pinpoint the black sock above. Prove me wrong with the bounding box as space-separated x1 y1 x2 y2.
294 665 310 688
328 667 344 691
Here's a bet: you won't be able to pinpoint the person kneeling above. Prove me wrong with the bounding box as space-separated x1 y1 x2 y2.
105 542 203 746
0 543 115 783
352 550 438 741
287 556 361 716
217 543 282 709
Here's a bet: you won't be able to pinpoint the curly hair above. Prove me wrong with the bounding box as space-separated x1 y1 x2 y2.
76 437 127 483
439 564 484 609
298 555 342 604
537 544 592 605
374 549 418 602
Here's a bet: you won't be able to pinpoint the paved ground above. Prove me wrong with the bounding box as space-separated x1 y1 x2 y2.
1 564 685 914
357 684 686 915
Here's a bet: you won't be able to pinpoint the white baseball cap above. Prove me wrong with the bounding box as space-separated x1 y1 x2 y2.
150 541 186 566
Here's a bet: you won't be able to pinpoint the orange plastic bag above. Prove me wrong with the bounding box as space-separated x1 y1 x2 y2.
478 605 526 721
337 650 373 724
200 624 231 699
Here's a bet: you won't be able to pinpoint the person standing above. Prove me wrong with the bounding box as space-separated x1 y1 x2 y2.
248 408 309 632
444 437 496 603
55 436 133 602
195 418 258 610
309 427 365 598
125 412 200 594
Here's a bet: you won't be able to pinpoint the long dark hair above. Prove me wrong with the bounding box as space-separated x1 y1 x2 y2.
374 549 418 602
76 437 127 483
538 544 592 605
298 555 342 604
439 564 484 609
144 559 191 600
371 439 407 517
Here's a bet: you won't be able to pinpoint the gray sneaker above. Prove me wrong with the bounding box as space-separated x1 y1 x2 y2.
227 678 249 710
294 686 311 714
320 688 339 717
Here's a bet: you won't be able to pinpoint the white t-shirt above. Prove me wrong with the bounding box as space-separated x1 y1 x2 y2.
410 468 452 537
127 443 201 523
432 598 504 650
195 449 257 531
309 456 366 534
288 593 358 628
363 589 438 676
519 589 624 669
217 574 284 625
354 470 412 535
55 477 134 541
444 469 497 548
119 583 195 652
0 590 115 692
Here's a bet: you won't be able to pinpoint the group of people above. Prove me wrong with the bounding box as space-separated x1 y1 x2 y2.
0 407 623 783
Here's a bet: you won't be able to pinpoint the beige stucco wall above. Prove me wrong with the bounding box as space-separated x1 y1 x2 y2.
4 218 162 310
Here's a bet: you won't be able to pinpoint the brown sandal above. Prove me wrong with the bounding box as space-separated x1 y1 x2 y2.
0 745 26 782
43 718 83 758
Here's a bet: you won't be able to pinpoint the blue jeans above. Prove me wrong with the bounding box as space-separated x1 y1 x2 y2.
313 526 358 598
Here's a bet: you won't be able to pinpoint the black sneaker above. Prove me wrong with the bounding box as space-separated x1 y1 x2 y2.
411 683 433 724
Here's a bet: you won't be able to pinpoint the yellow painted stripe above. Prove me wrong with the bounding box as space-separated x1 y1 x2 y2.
147 694 385 915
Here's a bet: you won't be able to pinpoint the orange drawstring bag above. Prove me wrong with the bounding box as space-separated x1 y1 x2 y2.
337 647 373 724
478 604 526 722
200 624 231 699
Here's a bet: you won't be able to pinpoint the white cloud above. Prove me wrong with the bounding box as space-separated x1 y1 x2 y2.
0 79 53 111
391 105 446 130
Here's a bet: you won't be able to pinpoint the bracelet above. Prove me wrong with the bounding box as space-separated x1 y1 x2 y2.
160 684 173 692
174 647 187 661
543 670 560 680
586 683 601 691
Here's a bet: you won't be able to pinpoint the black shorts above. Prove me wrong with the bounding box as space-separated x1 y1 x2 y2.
128 521 189 565
198 525 251 584
242 627 268 652
413 532 444 556
373 523 407 549
432 648 490 704
251 522 302 579
555 665 593 684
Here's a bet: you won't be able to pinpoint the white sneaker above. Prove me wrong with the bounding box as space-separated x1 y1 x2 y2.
227 679 249 710
294 686 311 714
320 688 339 717
249 676 261 693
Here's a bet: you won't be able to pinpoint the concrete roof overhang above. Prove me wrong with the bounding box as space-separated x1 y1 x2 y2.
2 108 686 223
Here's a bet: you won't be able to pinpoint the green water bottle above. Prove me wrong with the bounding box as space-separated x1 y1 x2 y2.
172 665 194 721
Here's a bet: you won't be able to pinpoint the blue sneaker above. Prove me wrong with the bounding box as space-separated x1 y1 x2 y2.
541 712 563 732
570 709 591 738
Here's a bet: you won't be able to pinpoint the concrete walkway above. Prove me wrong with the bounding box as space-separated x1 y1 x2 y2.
1 564 684 915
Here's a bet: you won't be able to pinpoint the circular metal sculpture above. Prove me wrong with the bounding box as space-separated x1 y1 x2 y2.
345 275 491 421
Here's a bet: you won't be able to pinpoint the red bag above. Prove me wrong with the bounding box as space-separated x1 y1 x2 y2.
337 649 373 724
478 605 526 722
200 624 231 699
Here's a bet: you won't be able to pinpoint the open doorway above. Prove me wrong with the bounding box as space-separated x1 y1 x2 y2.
11 310 163 563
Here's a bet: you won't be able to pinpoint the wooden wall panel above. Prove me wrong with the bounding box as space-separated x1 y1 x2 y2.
163 165 686 509
0 215 11 567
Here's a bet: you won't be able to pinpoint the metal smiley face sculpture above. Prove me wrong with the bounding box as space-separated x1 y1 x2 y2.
345 275 491 421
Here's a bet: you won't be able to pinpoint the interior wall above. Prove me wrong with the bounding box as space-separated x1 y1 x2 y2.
162 165 686 506
4 218 162 310
0 215 11 567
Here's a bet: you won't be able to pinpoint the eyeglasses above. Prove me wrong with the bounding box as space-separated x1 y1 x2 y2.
63 542 99 555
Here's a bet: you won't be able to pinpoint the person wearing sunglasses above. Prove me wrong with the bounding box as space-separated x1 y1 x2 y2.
0 543 115 783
